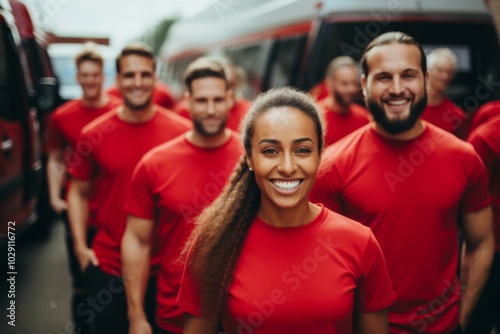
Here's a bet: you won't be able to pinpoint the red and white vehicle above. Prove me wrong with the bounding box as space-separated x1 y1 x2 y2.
160 0 500 112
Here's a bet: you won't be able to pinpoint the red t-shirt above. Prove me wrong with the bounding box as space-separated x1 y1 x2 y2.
107 82 176 110
470 100 500 133
468 115 500 252
310 123 490 334
310 80 329 102
318 99 370 146
174 97 251 132
125 132 243 332
178 206 395 334
47 98 120 226
69 107 191 276
421 98 466 138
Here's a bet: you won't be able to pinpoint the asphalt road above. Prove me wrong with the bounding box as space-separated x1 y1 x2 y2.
0 218 73 334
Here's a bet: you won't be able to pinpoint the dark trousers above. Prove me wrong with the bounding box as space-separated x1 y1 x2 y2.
464 252 500 334
84 264 159 334
62 211 96 334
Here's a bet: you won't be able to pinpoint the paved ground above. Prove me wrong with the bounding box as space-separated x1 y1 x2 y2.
0 219 73 334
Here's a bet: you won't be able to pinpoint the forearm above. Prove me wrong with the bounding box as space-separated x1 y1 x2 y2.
460 235 494 328
67 182 89 250
121 229 151 320
47 153 66 203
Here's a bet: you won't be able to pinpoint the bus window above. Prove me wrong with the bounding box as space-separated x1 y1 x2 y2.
265 34 307 90
226 40 273 99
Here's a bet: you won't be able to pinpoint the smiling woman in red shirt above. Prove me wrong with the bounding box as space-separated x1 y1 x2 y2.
177 87 395 334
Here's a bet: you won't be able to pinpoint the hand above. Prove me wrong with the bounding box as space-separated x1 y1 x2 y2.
76 246 99 272
129 317 152 334
50 197 67 214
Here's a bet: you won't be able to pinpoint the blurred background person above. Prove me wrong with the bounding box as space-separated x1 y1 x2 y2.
46 42 120 334
467 115 500 334
107 81 177 110
317 56 369 146
67 42 190 334
122 58 243 334
174 58 251 132
421 48 467 138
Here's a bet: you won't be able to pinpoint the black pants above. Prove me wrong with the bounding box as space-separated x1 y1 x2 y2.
465 252 500 334
83 264 159 334
62 211 96 334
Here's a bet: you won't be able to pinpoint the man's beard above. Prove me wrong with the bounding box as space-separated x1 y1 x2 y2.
333 90 353 109
367 93 427 135
192 117 227 137
124 97 152 111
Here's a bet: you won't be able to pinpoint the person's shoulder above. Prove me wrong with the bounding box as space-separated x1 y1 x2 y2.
425 122 480 160
155 106 191 128
80 108 118 136
321 208 372 241
322 124 370 159
106 95 123 107
228 129 242 142
142 134 187 164
53 99 81 116
469 115 500 148
317 98 330 112
478 100 500 114
235 97 251 108
443 98 465 116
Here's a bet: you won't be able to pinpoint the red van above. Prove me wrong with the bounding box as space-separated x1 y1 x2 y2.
0 0 58 244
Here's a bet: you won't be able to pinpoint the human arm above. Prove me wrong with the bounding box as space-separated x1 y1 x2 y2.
121 215 154 334
67 178 99 271
460 205 494 330
183 314 216 334
47 149 67 213
353 309 390 334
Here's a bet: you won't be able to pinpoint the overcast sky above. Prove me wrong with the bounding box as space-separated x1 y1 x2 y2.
26 0 216 47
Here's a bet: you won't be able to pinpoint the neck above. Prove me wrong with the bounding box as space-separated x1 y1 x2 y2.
82 94 108 108
258 201 320 228
186 128 232 148
117 104 156 123
372 119 426 141
427 89 446 107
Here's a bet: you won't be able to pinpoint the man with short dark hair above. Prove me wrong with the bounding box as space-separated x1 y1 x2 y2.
122 57 243 334
311 31 494 334
67 42 190 334
174 58 251 132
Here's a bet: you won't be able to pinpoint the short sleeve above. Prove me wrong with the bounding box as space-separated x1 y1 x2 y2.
124 156 155 219
460 149 491 214
355 232 396 313
469 133 496 181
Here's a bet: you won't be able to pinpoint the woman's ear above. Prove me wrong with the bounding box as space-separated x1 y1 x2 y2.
246 156 253 171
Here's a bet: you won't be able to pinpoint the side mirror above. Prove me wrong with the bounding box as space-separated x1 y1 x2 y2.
37 77 58 114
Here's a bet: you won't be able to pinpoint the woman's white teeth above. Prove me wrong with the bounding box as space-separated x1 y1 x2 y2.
387 99 407 106
273 180 300 190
